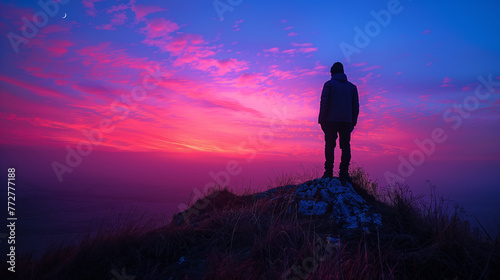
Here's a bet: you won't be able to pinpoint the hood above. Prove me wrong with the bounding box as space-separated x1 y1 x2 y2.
331 73 348 82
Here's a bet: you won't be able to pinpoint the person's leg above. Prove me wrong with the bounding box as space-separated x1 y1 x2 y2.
320 121 338 178
338 123 352 180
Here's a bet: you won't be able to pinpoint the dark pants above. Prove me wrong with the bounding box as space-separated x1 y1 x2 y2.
320 121 353 176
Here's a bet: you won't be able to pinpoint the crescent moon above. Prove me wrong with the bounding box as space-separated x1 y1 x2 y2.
62 13 67 19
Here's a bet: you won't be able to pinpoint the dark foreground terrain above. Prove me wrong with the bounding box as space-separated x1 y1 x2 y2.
4 167 499 279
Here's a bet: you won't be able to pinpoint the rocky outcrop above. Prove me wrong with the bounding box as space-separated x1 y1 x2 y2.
255 177 382 230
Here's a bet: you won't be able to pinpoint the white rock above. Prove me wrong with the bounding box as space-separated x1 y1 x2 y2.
256 177 383 230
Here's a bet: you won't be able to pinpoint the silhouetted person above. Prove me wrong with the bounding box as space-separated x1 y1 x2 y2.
318 62 359 182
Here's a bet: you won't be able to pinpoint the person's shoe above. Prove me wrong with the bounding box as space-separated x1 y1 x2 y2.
339 171 352 184
322 171 333 179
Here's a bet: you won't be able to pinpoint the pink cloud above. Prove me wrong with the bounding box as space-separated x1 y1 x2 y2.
264 47 279 53
111 12 127 25
419 94 431 101
269 68 297 79
71 83 113 96
441 76 453 87
95 13 127 30
0 87 126 148
282 47 317 55
75 42 172 84
291 42 313 47
131 4 166 21
285 26 293 30
288 32 299 37
0 74 68 98
142 26 246 76
23 66 70 79
139 17 249 76
422 29 431 34
161 34 211 56
199 98 262 117
193 58 248 75
361 65 382 72
141 17 179 38
266 63 326 80
0 2 33 24
46 39 75 57
236 73 267 87
41 25 71 34
16 25 75 57
359 72 374 84
82 0 105 17
106 3 129 14
75 41 112 59
351 62 368 67
0 112 76 131
233 19 244 31
0 91 73 121
95 24 114 30
13 38 79 80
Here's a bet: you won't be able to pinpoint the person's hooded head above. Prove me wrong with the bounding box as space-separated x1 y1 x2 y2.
330 62 344 76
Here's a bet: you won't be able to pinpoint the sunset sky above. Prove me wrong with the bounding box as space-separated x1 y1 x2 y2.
1 0 499 225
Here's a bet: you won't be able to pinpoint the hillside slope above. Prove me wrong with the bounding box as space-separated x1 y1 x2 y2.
6 168 499 280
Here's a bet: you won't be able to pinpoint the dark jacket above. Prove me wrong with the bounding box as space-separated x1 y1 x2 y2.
318 73 359 126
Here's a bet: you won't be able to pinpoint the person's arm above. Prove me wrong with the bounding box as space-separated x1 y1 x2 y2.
318 82 329 124
352 85 359 127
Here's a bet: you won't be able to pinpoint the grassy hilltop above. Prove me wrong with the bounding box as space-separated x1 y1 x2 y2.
6 167 500 280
